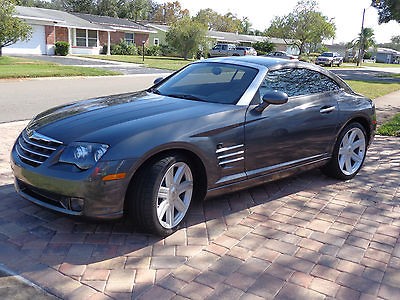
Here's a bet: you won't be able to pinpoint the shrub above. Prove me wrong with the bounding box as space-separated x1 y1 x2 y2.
103 40 138 55
55 41 69 56
252 41 275 56
146 45 162 56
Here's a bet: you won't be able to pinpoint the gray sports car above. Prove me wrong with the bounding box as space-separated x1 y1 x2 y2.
11 56 376 236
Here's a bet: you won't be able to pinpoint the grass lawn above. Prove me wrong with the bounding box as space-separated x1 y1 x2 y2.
0 56 120 78
361 62 400 68
81 55 193 71
377 113 400 136
346 80 400 99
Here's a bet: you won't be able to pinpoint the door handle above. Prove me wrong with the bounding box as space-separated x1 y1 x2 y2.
320 106 336 114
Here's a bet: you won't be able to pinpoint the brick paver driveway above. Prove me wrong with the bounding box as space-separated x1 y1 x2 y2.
0 130 399 299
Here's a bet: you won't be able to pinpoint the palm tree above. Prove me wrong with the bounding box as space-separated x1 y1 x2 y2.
351 27 376 59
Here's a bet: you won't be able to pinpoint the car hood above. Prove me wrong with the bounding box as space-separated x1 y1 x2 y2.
26 91 241 145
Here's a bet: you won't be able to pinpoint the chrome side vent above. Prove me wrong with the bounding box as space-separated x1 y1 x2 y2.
216 144 244 167
15 130 63 167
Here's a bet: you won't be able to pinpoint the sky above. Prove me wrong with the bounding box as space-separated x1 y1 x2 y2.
156 0 400 44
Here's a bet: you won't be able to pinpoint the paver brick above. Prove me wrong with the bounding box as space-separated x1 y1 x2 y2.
289 272 314 288
247 273 285 298
178 281 214 299
275 282 324 300
310 277 340 297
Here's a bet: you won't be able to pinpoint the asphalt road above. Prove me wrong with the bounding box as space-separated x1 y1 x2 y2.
0 74 168 123
11 54 172 75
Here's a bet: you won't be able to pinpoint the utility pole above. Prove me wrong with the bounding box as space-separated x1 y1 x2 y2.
357 8 366 67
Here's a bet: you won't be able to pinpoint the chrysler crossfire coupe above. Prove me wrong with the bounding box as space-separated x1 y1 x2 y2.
11 56 376 236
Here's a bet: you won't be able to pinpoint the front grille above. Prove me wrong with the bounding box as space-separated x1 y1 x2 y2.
15 129 63 167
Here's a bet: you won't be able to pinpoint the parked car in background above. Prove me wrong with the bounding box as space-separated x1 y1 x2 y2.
235 46 257 56
209 44 257 57
11 56 375 237
316 52 343 67
265 51 298 60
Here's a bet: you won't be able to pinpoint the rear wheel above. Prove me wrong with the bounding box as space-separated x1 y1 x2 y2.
128 154 194 236
322 122 367 180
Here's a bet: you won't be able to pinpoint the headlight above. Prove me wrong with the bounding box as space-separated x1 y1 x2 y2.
59 142 109 170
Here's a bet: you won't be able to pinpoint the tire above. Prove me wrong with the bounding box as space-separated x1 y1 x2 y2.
329 61 333 67
128 154 194 236
322 122 367 180
337 60 343 67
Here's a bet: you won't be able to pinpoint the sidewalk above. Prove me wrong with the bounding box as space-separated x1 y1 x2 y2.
374 90 400 124
0 91 399 299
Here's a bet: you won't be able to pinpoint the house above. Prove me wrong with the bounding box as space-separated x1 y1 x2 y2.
375 48 400 64
145 23 298 54
73 13 156 48
5 6 155 56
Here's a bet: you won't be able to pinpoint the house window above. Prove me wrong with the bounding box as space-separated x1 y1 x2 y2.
154 38 160 46
75 29 98 47
125 33 134 44
76 29 87 47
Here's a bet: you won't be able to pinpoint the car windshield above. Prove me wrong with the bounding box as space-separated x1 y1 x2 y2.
153 62 258 104
321 52 334 57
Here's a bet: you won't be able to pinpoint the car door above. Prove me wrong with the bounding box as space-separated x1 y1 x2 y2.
244 67 340 178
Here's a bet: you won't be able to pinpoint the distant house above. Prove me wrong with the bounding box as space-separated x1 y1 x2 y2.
375 48 400 64
5 6 155 56
144 23 298 55
73 13 156 48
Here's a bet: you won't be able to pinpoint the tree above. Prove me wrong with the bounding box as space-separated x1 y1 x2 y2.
119 0 154 21
351 27 376 58
151 1 189 24
0 0 32 56
371 0 400 23
61 0 95 13
96 0 119 17
266 0 336 54
166 17 207 59
194 9 243 33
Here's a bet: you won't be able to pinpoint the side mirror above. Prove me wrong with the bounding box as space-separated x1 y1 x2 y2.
255 90 288 112
153 77 164 85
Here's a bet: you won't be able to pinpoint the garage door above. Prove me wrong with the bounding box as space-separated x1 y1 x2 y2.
3 25 46 55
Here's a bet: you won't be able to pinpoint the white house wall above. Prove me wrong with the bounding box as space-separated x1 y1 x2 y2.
3 24 46 55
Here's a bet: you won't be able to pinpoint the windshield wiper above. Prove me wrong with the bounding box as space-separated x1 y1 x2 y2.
148 87 161 95
165 93 207 102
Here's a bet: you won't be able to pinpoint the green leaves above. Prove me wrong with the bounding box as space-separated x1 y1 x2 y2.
166 17 207 60
0 0 32 53
266 0 336 54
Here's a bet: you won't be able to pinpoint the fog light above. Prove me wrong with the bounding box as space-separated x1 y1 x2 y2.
70 197 84 212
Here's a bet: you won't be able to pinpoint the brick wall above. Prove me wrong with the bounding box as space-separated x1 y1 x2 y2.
45 26 55 44
110 32 125 45
134 33 149 47
55 27 68 43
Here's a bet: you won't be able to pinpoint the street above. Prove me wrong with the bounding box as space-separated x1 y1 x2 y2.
0 74 168 123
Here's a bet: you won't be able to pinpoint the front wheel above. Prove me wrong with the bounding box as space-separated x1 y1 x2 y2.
322 122 367 180
128 155 194 236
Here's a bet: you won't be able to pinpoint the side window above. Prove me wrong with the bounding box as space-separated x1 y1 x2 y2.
257 68 340 101
222 45 228 50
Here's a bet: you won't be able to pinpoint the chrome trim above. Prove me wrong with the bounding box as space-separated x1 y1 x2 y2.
22 133 58 151
246 154 326 177
18 139 50 158
219 157 244 166
217 150 244 160
15 146 44 165
216 144 244 154
29 130 63 144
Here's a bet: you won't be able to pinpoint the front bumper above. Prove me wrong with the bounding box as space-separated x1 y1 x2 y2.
11 146 135 220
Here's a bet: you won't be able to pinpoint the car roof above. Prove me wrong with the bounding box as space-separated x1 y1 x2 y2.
197 56 352 92
203 56 298 69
